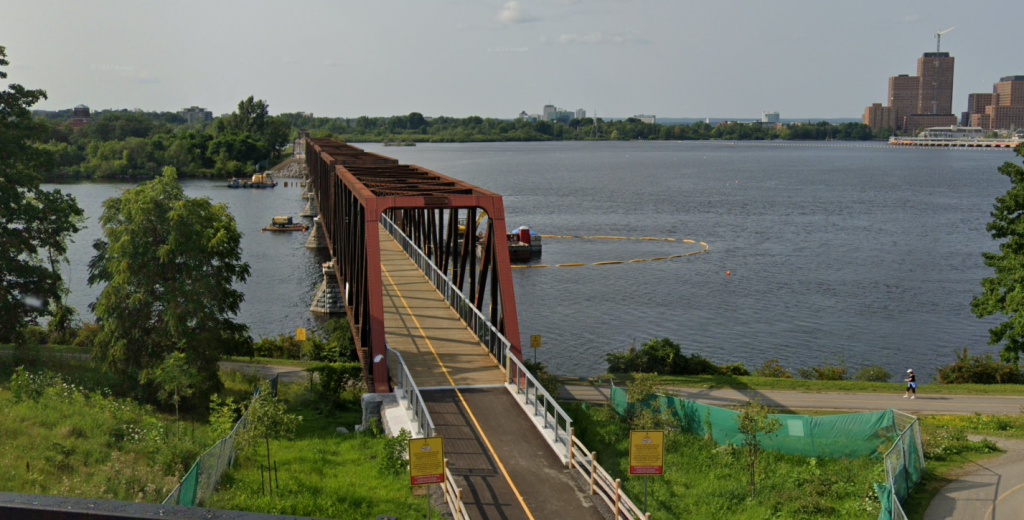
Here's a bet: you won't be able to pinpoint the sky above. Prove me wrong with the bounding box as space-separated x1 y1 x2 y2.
1 0 1020 119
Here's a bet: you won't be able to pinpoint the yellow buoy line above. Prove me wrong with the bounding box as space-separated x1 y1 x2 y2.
510 235 709 269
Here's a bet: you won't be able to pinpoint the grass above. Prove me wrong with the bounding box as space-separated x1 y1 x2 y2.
0 361 215 503
205 382 431 519
567 403 885 519
581 373 1024 396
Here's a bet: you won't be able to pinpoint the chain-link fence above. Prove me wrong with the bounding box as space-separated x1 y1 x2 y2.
879 410 925 520
162 385 261 507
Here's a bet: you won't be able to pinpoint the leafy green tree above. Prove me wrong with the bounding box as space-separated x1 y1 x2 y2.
973 146 1024 364
88 167 251 398
145 351 200 434
735 399 783 499
0 45 84 342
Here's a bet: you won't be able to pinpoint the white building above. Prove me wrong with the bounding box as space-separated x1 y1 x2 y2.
761 111 780 123
575 108 587 120
180 106 213 124
634 114 656 124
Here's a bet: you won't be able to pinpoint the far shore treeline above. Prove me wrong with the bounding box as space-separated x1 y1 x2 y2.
33 104 891 181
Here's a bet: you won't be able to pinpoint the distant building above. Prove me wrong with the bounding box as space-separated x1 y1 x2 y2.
761 111 780 123
180 106 213 124
518 111 529 120
919 125 986 139
542 104 556 121
903 114 957 134
527 114 540 122
962 93 994 126
69 104 91 129
917 53 955 115
575 108 586 120
887 74 920 130
634 114 656 124
965 76 1024 131
863 103 897 131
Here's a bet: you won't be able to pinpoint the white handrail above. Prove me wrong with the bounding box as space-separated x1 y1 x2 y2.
505 344 574 462
386 345 435 437
380 213 514 367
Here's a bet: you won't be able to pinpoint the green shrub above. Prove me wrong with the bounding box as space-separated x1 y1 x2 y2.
73 323 102 349
522 360 560 396
23 325 48 345
853 365 892 383
378 428 412 475
307 362 364 409
923 427 1000 461
719 363 751 376
798 356 848 381
252 335 302 359
755 359 793 379
605 338 721 376
937 347 1024 384
321 318 356 362
9 367 62 402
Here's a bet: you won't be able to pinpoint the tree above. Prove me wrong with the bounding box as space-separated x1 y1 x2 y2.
0 45 84 342
734 399 782 499
146 351 199 435
238 381 301 483
973 145 1024 364
88 167 251 398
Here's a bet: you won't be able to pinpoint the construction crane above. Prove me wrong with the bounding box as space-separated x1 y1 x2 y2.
935 27 954 53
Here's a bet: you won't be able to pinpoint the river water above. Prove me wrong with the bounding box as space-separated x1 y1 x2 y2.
46 141 1017 381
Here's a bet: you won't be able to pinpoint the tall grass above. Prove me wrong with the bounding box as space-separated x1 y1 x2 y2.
205 383 431 519
0 366 215 502
567 403 884 519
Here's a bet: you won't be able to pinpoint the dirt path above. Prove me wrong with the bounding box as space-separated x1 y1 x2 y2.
924 437 1024 520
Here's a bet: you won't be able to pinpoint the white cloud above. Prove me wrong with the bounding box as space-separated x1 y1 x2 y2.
554 31 647 45
497 1 537 25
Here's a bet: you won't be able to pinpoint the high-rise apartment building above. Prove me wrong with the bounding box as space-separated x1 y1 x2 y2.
542 104 556 121
862 103 897 131
916 52 955 115
887 74 920 126
965 76 1024 131
575 108 586 120
180 106 213 124
962 93 994 126
761 111 780 123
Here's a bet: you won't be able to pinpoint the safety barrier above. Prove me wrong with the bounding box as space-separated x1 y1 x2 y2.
162 386 259 507
506 346 574 461
569 435 649 520
385 341 470 519
386 345 435 438
880 410 925 520
381 214 512 367
512 235 709 269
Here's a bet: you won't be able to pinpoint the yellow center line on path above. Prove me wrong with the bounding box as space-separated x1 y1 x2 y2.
985 481 1024 519
381 263 537 520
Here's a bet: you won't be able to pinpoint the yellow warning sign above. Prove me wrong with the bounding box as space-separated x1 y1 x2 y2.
409 436 444 486
629 430 664 476
530 335 542 349
295 328 307 341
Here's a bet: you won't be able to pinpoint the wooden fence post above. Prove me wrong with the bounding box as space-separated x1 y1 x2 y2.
443 459 449 499
456 488 463 518
568 428 575 470
614 478 621 517
590 452 598 495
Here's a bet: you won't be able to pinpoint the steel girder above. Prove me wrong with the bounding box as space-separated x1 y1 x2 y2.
305 138 522 392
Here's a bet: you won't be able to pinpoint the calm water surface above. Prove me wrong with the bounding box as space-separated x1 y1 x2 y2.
48 141 1016 381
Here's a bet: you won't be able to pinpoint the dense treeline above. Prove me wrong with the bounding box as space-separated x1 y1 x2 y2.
280 111 890 143
35 96 292 180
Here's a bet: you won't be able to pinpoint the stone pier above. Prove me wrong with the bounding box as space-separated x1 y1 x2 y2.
310 261 345 315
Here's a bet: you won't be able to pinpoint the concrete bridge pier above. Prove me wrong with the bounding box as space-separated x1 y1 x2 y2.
310 261 345 315
300 193 318 218
305 217 326 249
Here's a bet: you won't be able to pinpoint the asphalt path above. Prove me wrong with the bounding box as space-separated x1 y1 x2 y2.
558 384 1024 415
924 437 1024 520
217 361 308 382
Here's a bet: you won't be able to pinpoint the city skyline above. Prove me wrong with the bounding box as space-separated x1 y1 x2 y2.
2 0 1021 119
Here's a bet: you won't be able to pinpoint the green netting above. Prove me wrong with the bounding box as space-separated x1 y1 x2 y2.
608 386 895 458
176 460 200 506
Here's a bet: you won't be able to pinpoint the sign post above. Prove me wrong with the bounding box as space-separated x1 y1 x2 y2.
295 328 307 341
530 334 541 364
410 436 444 520
629 430 664 513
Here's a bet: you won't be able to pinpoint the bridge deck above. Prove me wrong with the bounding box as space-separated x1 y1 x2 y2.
380 227 506 388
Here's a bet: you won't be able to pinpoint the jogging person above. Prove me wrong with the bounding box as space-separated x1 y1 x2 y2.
903 369 916 399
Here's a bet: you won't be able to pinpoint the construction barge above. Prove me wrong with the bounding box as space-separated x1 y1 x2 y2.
889 126 1022 149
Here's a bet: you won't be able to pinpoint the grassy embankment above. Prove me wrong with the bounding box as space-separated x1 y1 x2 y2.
0 359 216 502
205 380 431 519
585 373 1024 396
567 403 884 519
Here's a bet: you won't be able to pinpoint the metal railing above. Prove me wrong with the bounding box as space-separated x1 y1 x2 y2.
386 345 435 437
381 214 511 367
505 347 573 462
385 343 469 519
882 410 925 520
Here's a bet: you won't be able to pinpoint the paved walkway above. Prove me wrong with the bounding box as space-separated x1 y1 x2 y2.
379 227 506 389
426 388 604 520
559 384 1024 415
924 438 1024 520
